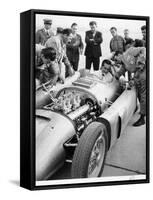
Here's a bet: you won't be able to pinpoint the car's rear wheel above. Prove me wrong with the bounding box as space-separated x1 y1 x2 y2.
71 122 108 178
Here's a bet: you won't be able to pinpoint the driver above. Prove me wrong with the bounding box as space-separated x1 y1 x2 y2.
91 59 119 83
100 59 115 83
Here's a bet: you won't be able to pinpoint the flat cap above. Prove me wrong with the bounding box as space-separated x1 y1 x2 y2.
56 27 64 34
43 19 52 25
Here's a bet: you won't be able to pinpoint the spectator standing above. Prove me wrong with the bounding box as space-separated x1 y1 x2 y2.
110 27 125 55
66 23 84 71
124 29 134 50
141 25 146 47
84 21 103 71
36 19 54 46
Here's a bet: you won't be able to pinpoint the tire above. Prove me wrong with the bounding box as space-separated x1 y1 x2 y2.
71 122 108 178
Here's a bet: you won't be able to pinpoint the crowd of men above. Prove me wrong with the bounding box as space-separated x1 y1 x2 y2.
35 18 146 127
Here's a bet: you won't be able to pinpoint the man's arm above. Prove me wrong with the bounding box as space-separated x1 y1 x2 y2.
78 35 84 54
79 35 84 50
62 55 74 77
122 37 126 52
110 39 113 52
50 64 60 85
85 31 94 44
94 32 103 44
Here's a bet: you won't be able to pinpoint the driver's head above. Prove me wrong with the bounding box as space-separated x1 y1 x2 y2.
101 59 112 74
41 47 56 64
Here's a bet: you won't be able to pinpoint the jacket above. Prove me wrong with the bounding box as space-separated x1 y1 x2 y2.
36 28 54 46
110 35 125 53
66 34 84 62
84 30 103 58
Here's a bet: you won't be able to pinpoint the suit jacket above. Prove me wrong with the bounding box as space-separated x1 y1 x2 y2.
36 28 54 46
84 30 103 58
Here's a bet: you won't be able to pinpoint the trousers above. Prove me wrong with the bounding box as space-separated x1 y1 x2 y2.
85 56 100 71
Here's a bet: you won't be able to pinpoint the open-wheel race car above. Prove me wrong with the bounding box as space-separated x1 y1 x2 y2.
36 71 137 180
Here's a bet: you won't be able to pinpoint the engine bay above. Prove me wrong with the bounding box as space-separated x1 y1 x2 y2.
45 88 97 114
44 88 101 132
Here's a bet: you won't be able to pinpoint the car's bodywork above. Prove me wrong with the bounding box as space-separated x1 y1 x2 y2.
36 72 137 180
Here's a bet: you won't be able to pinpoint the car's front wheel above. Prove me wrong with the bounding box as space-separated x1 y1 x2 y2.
71 122 108 178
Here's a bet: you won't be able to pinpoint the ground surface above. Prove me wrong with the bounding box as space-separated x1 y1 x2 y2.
50 112 146 180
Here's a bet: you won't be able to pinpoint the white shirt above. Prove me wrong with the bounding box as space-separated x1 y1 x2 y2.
91 70 113 83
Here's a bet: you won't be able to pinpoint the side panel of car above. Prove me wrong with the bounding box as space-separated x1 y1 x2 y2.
98 88 137 149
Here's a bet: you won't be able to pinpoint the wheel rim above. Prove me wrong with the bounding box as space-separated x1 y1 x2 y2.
87 130 106 178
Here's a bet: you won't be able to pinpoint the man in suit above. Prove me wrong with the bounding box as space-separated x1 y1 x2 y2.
84 21 103 71
36 19 54 46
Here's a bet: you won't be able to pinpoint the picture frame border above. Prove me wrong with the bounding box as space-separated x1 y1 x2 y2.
20 9 150 190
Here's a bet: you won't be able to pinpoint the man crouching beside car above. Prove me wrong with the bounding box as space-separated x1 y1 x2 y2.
36 47 64 87
114 43 146 126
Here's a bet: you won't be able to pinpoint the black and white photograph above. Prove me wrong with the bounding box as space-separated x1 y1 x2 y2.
0 0 153 197
34 10 149 188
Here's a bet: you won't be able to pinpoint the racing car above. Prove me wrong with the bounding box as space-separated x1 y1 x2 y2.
36 71 137 180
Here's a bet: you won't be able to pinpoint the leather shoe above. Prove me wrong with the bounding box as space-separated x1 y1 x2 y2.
133 117 145 126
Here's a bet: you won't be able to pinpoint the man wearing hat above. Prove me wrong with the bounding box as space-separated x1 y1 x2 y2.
36 19 54 46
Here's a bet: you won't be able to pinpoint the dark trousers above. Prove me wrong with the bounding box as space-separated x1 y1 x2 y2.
134 69 146 116
70 60 79 71
135 78 146 116
85 56 100 71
